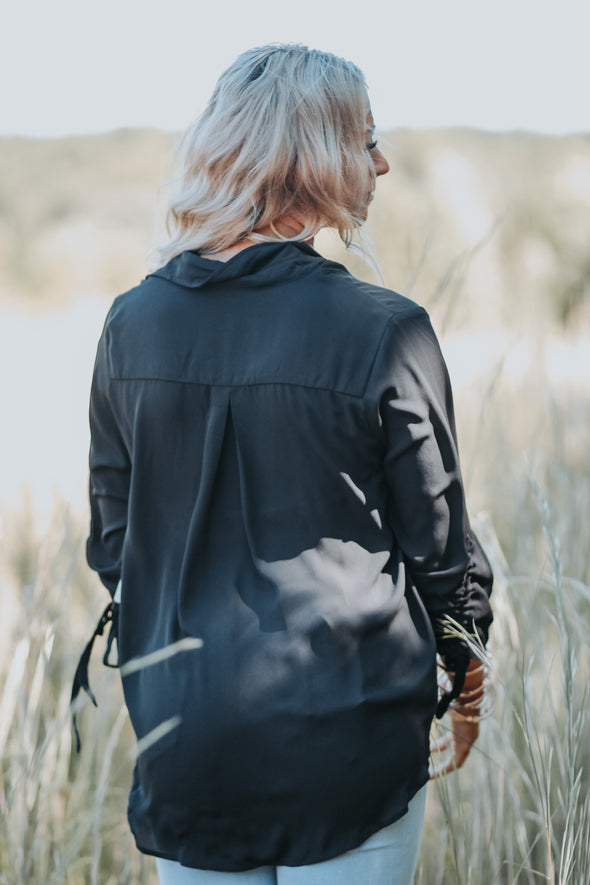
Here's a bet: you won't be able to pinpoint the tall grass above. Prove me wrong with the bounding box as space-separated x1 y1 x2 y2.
0 507 157 884
417 493 590 884
1 380 588 883
412 361 590 884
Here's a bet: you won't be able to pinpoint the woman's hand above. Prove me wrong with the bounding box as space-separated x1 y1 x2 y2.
430 658 484 778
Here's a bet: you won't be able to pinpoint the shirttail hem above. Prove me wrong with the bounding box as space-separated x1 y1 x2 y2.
130 770 431 873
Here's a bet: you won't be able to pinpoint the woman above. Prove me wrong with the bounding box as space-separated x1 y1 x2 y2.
81 44 493 884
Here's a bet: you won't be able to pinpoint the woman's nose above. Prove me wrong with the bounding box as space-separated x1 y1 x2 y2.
372 148 390 177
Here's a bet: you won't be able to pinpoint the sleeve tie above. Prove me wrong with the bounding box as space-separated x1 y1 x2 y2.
70 601 120 752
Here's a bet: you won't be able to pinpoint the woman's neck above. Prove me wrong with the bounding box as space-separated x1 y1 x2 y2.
206 215 314 262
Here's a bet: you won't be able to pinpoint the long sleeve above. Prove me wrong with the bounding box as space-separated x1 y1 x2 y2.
86 309 131 597
367 304 493 650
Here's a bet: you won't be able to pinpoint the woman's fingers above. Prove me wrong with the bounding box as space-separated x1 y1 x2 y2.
450 714 479 768
429 711 479 778
429 733 452 753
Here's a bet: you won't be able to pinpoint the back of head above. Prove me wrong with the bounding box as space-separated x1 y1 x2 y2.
156 44 374 265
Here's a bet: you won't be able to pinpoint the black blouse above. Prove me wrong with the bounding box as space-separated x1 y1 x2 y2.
85 242 492 871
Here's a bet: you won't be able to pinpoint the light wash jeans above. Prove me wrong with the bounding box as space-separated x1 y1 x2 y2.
155 784 427 885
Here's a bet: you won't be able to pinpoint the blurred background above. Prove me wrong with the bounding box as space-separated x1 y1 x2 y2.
1 0 589 515
1 1 589 882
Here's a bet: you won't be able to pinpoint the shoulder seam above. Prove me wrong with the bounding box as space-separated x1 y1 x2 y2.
360 304 428 436
361 303 427 399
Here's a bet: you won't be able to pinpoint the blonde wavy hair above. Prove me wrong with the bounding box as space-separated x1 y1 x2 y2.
154 44 375 266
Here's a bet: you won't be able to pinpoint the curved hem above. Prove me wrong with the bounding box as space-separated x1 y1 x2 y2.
131 771 430 873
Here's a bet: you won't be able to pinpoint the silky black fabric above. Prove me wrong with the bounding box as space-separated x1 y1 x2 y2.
87 242 492 871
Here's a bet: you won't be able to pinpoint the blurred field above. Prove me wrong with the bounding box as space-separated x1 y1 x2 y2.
0 128 589 882
2 127 590 326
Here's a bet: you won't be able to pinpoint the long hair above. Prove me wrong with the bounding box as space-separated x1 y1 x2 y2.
154 44 375 266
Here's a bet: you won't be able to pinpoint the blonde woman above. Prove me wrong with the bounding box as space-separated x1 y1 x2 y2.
82 44 493 885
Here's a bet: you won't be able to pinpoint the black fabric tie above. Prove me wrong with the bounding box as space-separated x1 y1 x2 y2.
70 601 119 752
435 641 470 719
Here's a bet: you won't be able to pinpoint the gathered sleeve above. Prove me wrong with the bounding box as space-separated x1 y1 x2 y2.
86 307 131 597
365 305 493 653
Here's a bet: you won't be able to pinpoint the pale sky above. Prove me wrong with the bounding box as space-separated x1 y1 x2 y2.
3 0 589 137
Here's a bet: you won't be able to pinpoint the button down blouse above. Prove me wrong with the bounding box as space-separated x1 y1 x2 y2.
86 241 493 871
